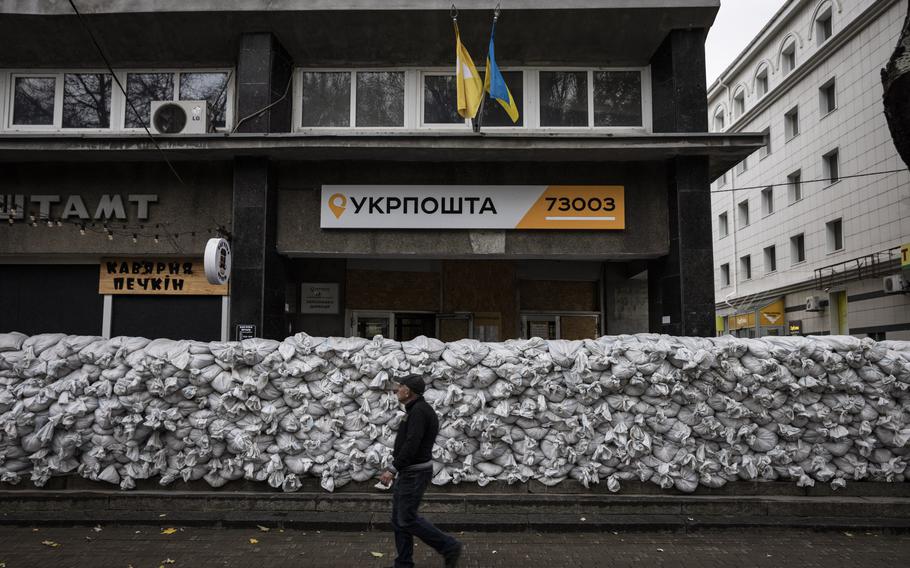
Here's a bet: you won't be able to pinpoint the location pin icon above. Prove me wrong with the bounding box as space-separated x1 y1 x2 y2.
328 193 347 219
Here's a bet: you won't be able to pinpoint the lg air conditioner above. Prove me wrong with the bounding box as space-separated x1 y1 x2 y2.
805 295 828 312
150 100 208 134
883 274 908 294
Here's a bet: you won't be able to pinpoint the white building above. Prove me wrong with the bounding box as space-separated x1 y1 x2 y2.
708 0 910 340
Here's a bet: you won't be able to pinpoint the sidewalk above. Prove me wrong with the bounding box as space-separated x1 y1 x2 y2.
0 526 908 568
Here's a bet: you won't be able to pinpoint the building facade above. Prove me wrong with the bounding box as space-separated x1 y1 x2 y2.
709 0 910 340
0 0 757 342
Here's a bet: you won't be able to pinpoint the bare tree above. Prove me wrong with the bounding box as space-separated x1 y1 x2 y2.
882 1 910 169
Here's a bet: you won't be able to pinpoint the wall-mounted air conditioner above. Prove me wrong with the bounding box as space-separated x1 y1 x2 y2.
883 275 908 294
805 295 828 312
150 100 208 134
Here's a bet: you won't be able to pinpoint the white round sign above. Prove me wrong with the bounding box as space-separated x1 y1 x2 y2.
204 238 232 285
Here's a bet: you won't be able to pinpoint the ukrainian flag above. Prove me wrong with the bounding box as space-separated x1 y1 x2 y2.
454 22 483 119
483 21 519 123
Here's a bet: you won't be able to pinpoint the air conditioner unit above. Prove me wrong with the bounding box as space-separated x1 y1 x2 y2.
883 274 909 294
150 100 208 134
805 295 828 312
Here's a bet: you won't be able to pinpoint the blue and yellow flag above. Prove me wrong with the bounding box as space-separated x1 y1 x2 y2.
454 23 483 119
483 21 519 123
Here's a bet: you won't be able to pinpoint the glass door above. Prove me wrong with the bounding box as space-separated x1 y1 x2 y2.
352 311 392 339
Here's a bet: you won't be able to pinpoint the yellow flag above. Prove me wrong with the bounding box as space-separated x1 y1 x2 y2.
454 23 483 119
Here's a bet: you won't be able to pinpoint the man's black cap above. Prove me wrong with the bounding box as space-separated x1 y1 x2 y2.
398 375 426 395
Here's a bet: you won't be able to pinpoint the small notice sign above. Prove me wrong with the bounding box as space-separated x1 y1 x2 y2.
236 324 256 340
99 258 228 296
301 283 339 314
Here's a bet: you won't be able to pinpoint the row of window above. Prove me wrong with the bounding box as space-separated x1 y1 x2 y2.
717 148 839 240
1 67 651 131
719 218 843 286
717 75 837 166
713 1 835 130
7 70 231 130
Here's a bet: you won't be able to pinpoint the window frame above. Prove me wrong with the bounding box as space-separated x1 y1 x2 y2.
718 211 729 238
732 88 745 119
815 5 833 45
292 66 652 133
826 217 844 253
791 233 806 265
764 245 777 274
784 105 800 140
3 68 234 132
761 186 774 217
720 263 731 287
823 148 840 186
118 68 234 132
781 40 797 75
738 199 750 227
755 66 769 99
740 254 752 282
787 170 803 204
6 70 118 132
819 77 837 117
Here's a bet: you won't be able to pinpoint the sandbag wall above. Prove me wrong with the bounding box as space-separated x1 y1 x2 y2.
0 332 908 493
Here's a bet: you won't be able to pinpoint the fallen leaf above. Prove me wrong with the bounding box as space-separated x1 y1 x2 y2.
32 529 39 532
161 528 178 535
657 548 664 552
161 559 175 565
257 525 271 532
249 538 259 545
159 514 167 518
370 552 384 558
41 540 61 548
135 531 142 534
580 517 586 521
844 532 854 537
279 529 285 533
93 526 103 532
85 537 93 542
492 550 498 554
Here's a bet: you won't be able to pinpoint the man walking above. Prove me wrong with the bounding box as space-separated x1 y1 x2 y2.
379 375 462 568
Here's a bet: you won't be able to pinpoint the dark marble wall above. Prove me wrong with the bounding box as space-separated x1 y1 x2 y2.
236 33 294 134
649 29 709 133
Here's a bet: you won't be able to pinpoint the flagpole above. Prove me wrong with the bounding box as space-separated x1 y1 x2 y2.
472 4 500 134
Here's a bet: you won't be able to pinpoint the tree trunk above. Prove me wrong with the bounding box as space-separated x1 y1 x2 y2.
882 0 910 169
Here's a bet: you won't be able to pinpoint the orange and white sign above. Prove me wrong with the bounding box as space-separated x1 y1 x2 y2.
321 185 625 230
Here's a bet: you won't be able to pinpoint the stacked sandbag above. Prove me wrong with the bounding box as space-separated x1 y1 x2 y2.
0 332 908 493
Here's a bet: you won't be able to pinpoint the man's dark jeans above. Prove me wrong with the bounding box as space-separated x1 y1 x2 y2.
391 468 459 568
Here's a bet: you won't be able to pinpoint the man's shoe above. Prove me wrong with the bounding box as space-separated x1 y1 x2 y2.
443 542 462 568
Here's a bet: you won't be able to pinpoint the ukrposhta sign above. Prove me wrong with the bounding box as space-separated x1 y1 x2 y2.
320 185 625 229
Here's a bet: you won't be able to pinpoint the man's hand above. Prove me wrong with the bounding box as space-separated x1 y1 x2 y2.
379 470 394 486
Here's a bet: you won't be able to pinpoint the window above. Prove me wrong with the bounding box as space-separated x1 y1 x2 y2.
721 263 731 286
763 245 778 274
819 78 836 115
826 218 843 252
125 71 229 129
301 71 351 127
823 149 840 184
539 71 588 126
593 70 642 126
764 245 777 273
718 212 729 237
785 106 799 139
788 170 802 203
719 171 728 187
738 199 750 227
733 90 745 118
479 71 524 126
816 7 833 44
356 71 405 127
740 255 752 281
782 41 796 75
791 233 806 264
760 127 771 158
756 67 769 98
12 76 56 125
714 108 725 132
12 73 113 128
761 187 774 216
736 157 748 175
300 70 405 128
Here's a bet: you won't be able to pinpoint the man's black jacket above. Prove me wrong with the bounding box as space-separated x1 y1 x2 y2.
392 396 438 472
